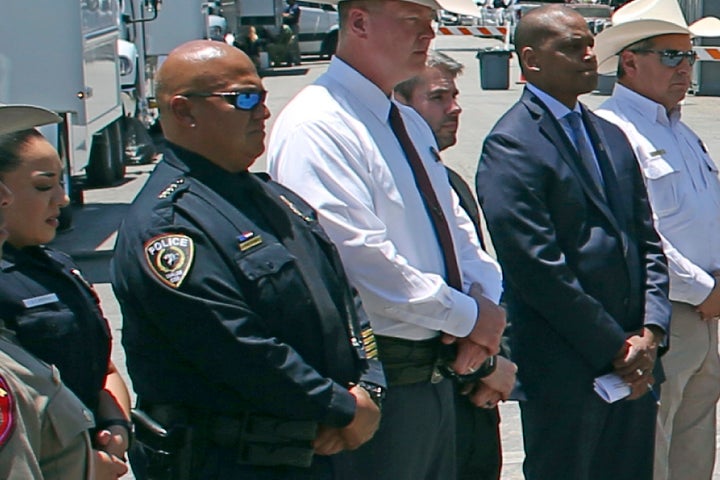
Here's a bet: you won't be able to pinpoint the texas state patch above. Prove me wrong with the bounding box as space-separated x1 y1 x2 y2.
144 234 195 288
0 374 15 449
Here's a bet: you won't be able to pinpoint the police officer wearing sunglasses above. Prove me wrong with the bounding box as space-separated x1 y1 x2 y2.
111 40 384 479
596 0 720 478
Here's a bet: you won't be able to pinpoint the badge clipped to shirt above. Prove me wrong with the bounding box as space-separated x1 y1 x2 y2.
0 374 15 449
144 233 195 288
22 293 59 309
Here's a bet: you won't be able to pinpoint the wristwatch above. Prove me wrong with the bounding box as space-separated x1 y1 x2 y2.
438 354 497 385
357 382 386 410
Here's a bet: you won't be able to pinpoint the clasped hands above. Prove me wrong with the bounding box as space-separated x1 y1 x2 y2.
443 283 513 409
612 327 662 400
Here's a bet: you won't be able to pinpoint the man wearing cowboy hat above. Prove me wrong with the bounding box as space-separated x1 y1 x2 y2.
268 0 506 478
596 1 720 479
477 4 671 479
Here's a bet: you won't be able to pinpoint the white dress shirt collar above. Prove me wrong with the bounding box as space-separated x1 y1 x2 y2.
611 83 682 127
526 83 581 120
326 56 392 124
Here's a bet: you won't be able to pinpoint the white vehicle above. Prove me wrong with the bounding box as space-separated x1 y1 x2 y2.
227 0 339 59
296 1 339 56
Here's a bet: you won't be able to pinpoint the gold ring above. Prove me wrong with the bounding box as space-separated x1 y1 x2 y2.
467 366 477 374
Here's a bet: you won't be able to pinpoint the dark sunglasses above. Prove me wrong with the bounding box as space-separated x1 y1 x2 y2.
183 90 267 110
629 49 698 68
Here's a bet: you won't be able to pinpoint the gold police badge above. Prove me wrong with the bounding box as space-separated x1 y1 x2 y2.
144 234 195 288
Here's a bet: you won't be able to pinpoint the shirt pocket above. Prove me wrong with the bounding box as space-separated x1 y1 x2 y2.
641 155 684 218
45 365 95 447
14 307 83 369
235 243 299 313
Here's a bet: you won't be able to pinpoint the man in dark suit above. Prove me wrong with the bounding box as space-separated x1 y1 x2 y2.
475 5 671 480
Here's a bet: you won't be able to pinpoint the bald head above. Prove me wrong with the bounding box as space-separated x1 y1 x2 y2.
515 5 597 108
515 5 584 56
156 40 257 117
156 40 270 172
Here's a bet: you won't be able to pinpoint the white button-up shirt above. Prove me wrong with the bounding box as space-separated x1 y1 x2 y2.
267 57 503 341
598 83 720 305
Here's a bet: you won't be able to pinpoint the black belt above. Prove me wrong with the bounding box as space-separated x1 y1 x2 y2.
147 405 317 468
375 335 443 386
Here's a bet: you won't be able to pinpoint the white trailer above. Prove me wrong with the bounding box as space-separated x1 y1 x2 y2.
0 0 127 202
0 0 226 221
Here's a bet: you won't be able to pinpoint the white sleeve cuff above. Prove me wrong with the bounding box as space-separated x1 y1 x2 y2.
442 289 480 338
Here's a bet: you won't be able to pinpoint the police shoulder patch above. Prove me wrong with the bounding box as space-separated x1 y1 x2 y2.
0 374 15 449
144 234 195 288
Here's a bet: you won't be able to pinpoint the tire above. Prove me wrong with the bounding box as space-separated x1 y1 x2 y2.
87 120 124 186
321 31 338 58
109 119 126 181
122 116 156 165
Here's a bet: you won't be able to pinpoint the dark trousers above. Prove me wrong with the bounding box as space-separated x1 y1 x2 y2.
333 379 456 480
454 389 501 480
520 389 657 480
198 448 333 480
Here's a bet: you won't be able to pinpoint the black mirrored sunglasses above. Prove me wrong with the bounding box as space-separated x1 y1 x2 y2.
183 90 267 110
629 49 698 68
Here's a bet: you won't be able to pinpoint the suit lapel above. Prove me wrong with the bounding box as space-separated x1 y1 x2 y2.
522 91 622 235
582 107 627 228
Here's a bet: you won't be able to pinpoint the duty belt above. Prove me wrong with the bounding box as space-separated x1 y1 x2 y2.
375 335 443 386
147 404 317 468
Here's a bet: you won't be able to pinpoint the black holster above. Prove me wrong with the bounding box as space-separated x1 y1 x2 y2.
132 404 318 477
130 407 199 480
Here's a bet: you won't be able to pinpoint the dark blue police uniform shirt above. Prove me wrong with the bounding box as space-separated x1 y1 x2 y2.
0 244 112 413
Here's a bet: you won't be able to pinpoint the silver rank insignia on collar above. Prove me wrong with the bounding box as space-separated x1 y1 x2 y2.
158 178 186 199
144 233 195 288
237 231 262 252
279 195 313 223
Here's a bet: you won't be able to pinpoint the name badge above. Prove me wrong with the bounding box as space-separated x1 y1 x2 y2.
22 293 59 309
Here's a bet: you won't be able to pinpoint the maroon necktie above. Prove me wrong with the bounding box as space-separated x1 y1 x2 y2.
388 102 463 291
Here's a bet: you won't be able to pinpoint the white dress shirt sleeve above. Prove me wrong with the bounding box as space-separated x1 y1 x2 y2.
269 120 480 338
656 222 715 306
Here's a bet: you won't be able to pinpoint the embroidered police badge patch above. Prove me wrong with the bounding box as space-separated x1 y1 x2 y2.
0 374 15 449
144 234 195 288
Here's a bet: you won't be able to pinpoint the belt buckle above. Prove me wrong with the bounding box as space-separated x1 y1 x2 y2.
430 366 444 384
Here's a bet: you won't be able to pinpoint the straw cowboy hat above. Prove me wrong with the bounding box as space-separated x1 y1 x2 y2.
322 0 480 17
595 0 720 74
0 104 61 136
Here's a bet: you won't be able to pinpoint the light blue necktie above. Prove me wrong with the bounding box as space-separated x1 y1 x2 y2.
566 111 604 193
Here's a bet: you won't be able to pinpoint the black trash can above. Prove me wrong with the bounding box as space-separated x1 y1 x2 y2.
476 48 511 90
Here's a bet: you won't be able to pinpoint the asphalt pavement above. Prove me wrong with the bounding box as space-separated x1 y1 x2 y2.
50 34 720 479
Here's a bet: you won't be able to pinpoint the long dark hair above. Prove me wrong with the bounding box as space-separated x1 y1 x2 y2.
0 128 45 174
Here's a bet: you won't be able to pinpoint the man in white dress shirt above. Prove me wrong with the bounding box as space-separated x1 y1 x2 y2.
595 0 720 478
267 0 505 478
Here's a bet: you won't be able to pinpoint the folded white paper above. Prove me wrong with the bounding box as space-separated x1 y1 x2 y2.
593 373 631 403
